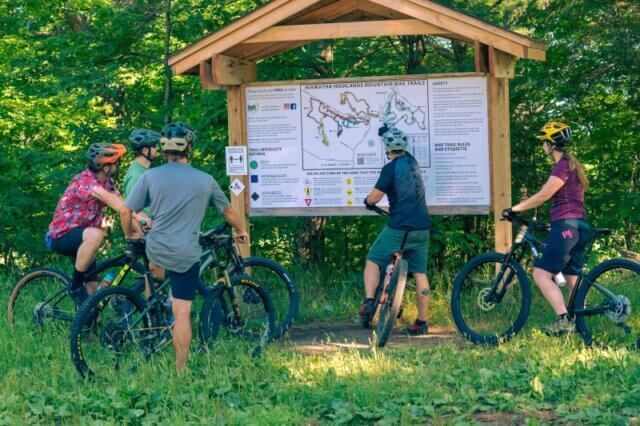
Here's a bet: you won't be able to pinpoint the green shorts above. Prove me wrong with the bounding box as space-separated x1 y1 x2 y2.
367 226 430 274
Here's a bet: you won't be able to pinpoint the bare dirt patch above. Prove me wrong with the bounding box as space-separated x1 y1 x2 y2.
279 321 464 354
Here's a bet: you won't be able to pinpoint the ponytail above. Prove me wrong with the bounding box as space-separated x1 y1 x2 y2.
561 151 589 188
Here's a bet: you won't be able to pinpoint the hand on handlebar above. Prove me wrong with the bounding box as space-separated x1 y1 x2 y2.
501 208 516 222
363 197 376 211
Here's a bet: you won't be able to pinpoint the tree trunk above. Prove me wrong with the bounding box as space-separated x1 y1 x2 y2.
163 0 173 124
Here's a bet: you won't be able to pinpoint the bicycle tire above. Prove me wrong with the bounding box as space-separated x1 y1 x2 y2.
7 268 73 329
229 257 298 340
451 252 531 345
574 258 640 349
70 286 149 379
374 259 408 348
199 274 276 349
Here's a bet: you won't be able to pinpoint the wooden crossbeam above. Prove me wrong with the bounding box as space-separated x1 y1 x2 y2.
244 19 450 44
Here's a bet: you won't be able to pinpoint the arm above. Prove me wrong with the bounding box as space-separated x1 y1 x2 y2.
91 187 125 212
365 188 385 205
119 205 136 238
222 206 248 242
511 176 565 213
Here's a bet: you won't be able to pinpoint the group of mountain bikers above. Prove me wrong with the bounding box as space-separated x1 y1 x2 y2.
45 122 247 371
44 117 585 370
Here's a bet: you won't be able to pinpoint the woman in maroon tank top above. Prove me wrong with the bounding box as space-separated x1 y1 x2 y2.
504 121 590 336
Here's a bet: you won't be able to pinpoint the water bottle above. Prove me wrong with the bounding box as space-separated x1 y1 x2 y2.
99 271 116 289
553 272 567 287
385 262 394 276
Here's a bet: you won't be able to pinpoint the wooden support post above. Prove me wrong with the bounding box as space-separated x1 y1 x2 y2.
488 46 516 78
488 76 512 253
226 86 251 258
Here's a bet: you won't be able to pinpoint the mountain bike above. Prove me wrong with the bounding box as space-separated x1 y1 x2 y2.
7 241 148 332
69 238 276 379
361 206 414 348
9 223 297 340
200 223 298 340
451 211 640 348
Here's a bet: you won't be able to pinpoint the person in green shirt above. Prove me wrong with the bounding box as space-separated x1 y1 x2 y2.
123 128 160 231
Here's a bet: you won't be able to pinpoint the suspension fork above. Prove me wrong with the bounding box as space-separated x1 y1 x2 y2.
484 246 523 304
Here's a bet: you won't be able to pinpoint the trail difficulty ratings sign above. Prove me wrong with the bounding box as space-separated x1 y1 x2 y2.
245 76 490 215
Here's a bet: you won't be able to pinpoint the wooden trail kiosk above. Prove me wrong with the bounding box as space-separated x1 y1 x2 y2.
168 0 547 257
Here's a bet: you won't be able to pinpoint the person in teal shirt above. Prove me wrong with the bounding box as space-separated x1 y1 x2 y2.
123 129 160 230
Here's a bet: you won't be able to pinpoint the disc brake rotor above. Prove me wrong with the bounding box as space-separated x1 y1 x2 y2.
605 295 632 323
477 287 495 311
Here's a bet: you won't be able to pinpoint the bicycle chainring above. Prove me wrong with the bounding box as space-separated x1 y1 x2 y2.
605 295 631 324
477 287 495 311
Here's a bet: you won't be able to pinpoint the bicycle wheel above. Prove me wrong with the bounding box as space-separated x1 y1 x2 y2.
374 259 408 348
199 274 275 349
233 257 299 340
70 286 150 379
451 252 531 345
574 258 640 349
7 268 74 330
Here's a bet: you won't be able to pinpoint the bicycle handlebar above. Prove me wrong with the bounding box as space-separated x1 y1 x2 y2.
504 211 550 233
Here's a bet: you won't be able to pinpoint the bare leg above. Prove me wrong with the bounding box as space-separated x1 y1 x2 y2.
413 273 430 322
533 267 568 315
565 275 579 293
364 260 380 299
77 228 104 295
172 298 192 372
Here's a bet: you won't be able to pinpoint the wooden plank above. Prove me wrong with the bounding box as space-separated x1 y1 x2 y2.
199 60 223 90
245 71 484 88
406 0 546 49
226 86 251 257
170 0 297 65
488 46 516 79
227 40 311 61
243 19 450 44
284 0 358 24
474 40 489 73
368 0 538 60
171 0 320 75
250 206 491 217
355 0 412 19
487 76 512 253
211 54 257 85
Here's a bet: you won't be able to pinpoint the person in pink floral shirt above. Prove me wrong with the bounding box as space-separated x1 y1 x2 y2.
46 143 128 307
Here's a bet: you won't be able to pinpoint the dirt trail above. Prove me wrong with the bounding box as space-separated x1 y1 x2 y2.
279 321 465 355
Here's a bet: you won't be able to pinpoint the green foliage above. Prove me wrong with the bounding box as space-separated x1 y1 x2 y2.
1 0 639 273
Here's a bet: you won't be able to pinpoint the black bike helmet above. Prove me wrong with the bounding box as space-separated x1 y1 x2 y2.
160 122 196 152
128 129 160 150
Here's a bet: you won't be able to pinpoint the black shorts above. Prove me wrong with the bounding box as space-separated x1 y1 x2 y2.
48 227 98 281
167 262 200 301
534 219 590 276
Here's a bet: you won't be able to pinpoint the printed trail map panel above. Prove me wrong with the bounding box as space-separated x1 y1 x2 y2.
245 76 490 216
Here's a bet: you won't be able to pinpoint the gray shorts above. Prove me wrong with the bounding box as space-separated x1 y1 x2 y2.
367 226 430 274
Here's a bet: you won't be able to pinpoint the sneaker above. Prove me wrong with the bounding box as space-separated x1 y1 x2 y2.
67 286 88 310
542 317 576 336
397 321 428 336
359 300 375 329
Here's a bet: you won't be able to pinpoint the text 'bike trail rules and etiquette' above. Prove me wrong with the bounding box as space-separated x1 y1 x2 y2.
245 77 490 211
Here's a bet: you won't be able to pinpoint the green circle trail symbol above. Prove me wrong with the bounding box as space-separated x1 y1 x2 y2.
250 160 259 170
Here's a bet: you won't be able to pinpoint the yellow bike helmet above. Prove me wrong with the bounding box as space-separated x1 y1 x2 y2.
536 121 572 148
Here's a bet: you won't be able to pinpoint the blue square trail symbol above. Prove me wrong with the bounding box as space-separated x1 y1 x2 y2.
250 175 259 183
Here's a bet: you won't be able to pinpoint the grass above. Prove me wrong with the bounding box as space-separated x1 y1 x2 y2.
1 266 639 424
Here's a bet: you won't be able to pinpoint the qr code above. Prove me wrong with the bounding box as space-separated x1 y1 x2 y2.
357 157 364 165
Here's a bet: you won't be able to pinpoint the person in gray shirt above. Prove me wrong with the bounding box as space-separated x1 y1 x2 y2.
120 122 248 372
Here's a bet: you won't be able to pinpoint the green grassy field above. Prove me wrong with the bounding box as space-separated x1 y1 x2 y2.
1 267 639 424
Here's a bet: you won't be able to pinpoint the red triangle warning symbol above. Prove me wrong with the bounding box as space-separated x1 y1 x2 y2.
304 198 312 206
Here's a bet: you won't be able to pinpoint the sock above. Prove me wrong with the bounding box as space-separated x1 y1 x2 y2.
71 268 85 291
415 319 427 326
365 297 374 303
557 313 569 321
